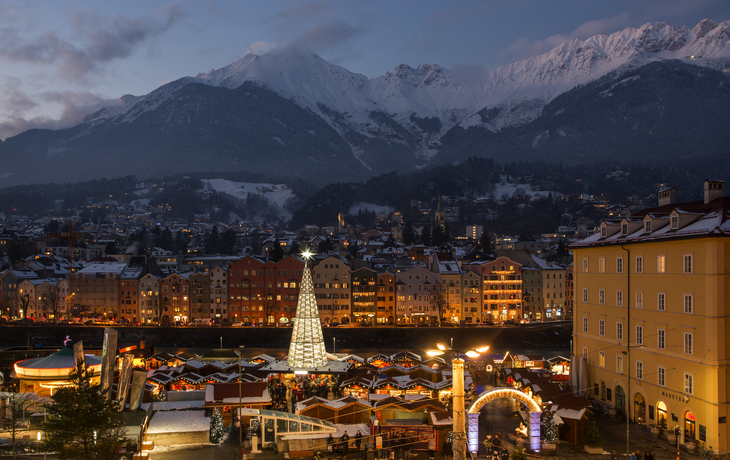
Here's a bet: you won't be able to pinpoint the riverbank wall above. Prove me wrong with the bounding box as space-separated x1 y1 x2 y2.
0 322 572 350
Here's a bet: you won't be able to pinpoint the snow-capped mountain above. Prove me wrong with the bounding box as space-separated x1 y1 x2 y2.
1 19 729 188
138 19 730 161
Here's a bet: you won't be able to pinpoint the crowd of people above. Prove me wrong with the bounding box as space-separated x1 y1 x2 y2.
267 374 340 412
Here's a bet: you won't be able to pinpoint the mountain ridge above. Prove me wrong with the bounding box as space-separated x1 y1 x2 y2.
0 19 728 187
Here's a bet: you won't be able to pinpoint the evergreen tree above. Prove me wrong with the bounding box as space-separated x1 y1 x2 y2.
104 242 117 256
541 411 559 442
585 421 602 447
43 359 124 460
289 241 301 255
210 408 225 443
158 227 174 251
175 230 188 253
420 224 432 246
270 239 285 262
205 226 220 254
479 230 495 253
402 221 416 246
432 224 447 247
221 228 237 254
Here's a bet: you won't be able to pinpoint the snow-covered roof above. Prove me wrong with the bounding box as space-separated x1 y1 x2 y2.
147 410 210 434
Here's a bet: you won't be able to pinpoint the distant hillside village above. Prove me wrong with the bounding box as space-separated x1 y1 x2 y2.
0 174 666 327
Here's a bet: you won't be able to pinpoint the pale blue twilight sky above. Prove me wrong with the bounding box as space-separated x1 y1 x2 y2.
0 0 729 139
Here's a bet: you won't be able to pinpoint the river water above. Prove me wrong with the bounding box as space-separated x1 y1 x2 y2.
156 346 571 360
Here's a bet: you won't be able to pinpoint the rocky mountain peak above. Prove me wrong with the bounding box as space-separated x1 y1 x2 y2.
693 19 719 39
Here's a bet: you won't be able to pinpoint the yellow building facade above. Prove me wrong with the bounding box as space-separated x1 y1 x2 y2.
572 181 730 453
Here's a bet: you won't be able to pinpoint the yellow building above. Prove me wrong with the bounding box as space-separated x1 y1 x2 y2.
571 180 729 453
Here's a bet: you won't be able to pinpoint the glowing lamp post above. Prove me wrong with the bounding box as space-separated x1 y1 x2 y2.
427 341 489 460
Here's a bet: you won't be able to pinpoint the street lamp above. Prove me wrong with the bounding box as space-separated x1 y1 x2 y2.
427 341 489 460
235 345 245 459
622 345 644 455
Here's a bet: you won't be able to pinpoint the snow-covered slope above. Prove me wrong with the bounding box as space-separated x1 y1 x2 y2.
200 179 295 222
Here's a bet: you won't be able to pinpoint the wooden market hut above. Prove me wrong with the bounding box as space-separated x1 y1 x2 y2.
298 395 372 425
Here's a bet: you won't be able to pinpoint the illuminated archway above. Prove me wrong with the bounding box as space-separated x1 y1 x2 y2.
467 387 542 453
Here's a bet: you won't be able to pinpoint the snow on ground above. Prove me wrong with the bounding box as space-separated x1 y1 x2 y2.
200 179 296 220
347 202 394 216
492 182 562 201
147 410 210 434
150 442 217 453
130 199 150 211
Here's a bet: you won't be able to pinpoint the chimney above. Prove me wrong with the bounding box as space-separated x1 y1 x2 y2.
658 187 676 207
704 179 724 204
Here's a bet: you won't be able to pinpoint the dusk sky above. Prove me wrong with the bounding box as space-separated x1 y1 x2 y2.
1 0 729 139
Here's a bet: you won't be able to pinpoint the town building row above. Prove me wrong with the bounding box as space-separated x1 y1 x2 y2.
2 250 573 326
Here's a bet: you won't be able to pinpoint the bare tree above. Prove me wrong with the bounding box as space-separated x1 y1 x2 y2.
18 294 30 319
3 392 34 457
44 284 64 323
429 282 449 326
262 291 279 326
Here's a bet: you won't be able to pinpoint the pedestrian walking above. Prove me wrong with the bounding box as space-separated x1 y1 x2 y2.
428 437 436 460
342 431 350 456
355 430 363 452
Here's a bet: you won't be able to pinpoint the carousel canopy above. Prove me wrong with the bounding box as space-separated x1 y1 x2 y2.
14 346 102 380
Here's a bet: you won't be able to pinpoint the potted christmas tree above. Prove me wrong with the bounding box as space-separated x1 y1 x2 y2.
584 421 603 454
210 408 225 444
541 412 559 454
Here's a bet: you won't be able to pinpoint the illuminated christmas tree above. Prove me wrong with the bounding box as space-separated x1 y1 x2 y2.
287 251 328 368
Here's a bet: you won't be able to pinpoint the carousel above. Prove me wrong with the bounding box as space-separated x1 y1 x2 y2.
13 346 102 396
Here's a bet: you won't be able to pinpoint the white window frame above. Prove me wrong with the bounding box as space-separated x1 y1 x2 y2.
658 366 665 386
635 256 643 273
582 258 588 273
616 322 623 341
599 289 605 304
598 258 606 273
684 373 693 394
636 291 643 309
684 294 693 314
671 216 679 230
583 316 588 333
617 355 623 374
684 255 693 274
657 293 666 311
636 325 643 345
636 361 643 380
645 221 652 233
616 290 623 306
657 255 666 273
582 347 588 360
582 288 588 303
684 332 693 354
616 257 623 273
599 319 605 337
657 328 665 349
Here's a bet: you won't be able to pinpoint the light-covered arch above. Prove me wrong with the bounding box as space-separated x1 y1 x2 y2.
467 387 542 453
468 387 541 413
